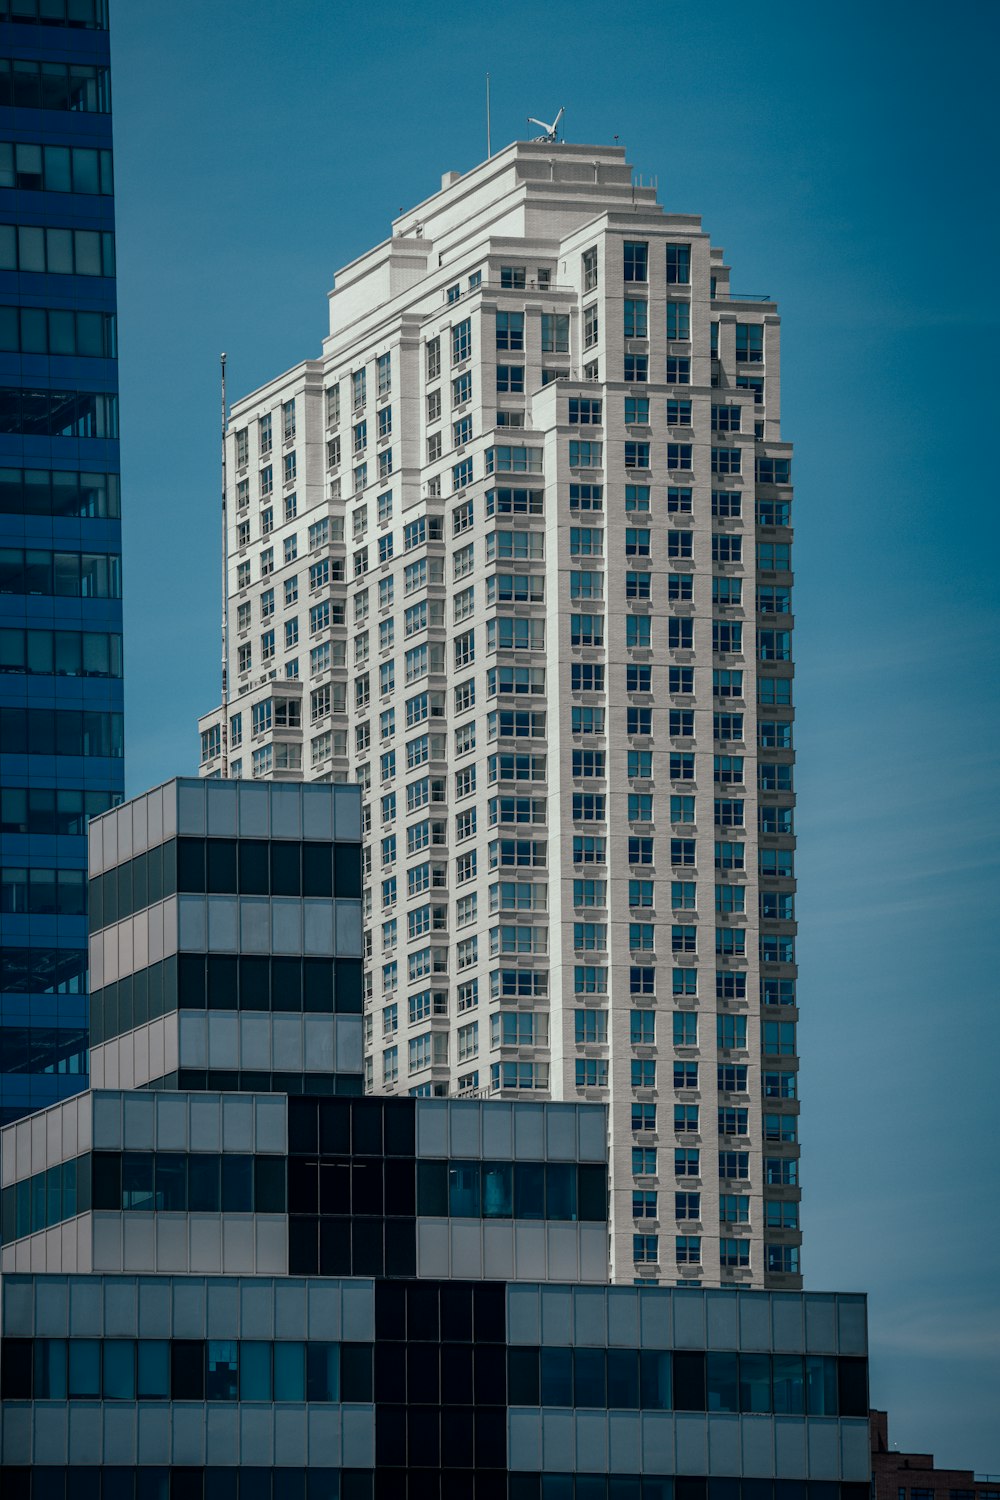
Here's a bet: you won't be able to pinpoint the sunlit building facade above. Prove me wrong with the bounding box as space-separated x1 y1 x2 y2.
199 141 799 1289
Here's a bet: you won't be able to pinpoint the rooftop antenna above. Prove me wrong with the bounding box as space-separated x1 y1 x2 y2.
486 73 492 158
219 352 229 778
527 106 564 143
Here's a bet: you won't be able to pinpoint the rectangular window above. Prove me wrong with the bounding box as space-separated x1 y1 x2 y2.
569 397 602 425
712 404 742 433
735 323 764 363
583 304 599 349
624 300 648 338
712 447 742 476
495 312 524 351
452 318 472 363
623 241 648 281
757 498 790 526
666 302 690 340
756 456 792 484
541 313 569 352
713 535 743 564
569 440 602 469
496 364 525 393
582 246 598 291
666 244 691 284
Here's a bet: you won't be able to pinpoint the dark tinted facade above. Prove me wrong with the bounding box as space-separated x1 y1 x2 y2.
0 1273 871 1498
0 781 871 1496
0 0 122 1126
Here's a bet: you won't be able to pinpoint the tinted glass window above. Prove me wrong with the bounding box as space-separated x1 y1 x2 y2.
383 1099 415 1156
514 1161 545 1219
91 1151 120 1209
508 1346 540 1405
254 1156 286 1213
639 1349 671 1410
170 1344 203 1398
441 1341 474 1406
440 1282 473 1342
270 956 299 1011
318 1098 351 1154
271 841 300 896
838 1356 868 1417
177 954 206 1009
188 1154 220 1212
406 1283 439 1343
161 839 177 897
206 954 237 1008
416 1159 447 1216
482 1161 512 1218
319 1218 350 1278
146 960 164 1020
449 1161 480 1216
335 958 363 1013
241 956 269 1010
272 1342 305 1401
773 1354 805 1413
146 842 163 904
67 1339 100 1397
175 837 204 892
131 968 148 1028
540 1346 572 1406
121 1152 152 1210
578 1163 607 1221
740 1352 772 1412
239 1341 271 1401
334 843 362 897
384 1158 415 1217
221 1154 252 1211
116 860 131 920
473 1282 505 1342
352 1100 383 1155
574 1347 606 1408
304 958 334 1012
302 842 333 897
546 1162 577 1220
102 1340 134 1399
352 1217 384 1275
238 839 269 895
806 1354 838 1415
155 1153 185 1211
607 1347 639 1408
206 838 237 893
707 1351 739 1411
131 851 148 911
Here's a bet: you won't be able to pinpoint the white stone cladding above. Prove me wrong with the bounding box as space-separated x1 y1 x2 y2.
199 141 799 1291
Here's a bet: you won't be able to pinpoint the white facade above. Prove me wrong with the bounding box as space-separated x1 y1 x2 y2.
199 140 799 1290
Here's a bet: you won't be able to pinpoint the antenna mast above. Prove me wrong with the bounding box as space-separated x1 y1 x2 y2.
486 73 492 159
219 352 229 778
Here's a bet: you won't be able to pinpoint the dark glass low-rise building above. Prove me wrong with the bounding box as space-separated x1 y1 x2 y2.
0 781 870 1496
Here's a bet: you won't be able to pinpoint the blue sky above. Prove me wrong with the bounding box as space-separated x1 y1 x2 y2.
112 0 999 1463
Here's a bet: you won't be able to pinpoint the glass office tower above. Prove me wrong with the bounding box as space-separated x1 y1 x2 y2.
0 0 123 1126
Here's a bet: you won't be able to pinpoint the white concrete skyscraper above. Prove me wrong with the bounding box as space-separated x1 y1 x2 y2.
198 140 799 1291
